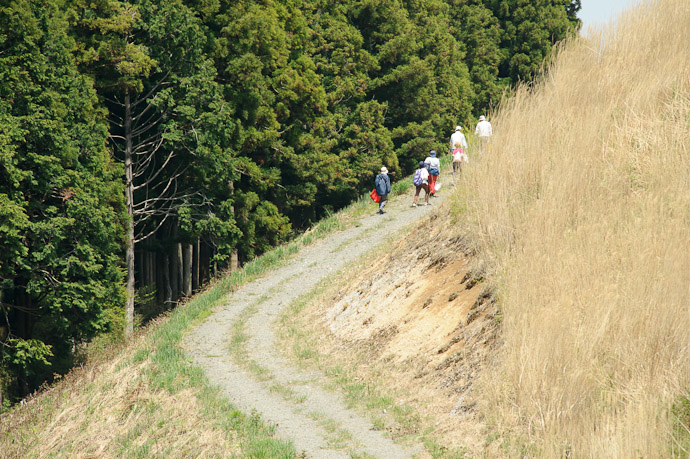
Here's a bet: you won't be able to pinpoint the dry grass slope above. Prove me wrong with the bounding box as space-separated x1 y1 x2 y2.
0 334 240 458
449 0 690 456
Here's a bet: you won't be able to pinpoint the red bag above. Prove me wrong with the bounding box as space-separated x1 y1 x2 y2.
369 188 381 203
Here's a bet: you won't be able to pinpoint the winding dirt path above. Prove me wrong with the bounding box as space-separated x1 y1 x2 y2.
184 191 443 458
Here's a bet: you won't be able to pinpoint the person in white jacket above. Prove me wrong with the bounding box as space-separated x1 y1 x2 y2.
475 115 492 153
450 125 468 153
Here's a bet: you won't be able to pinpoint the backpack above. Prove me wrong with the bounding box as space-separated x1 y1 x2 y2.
413 169 423 186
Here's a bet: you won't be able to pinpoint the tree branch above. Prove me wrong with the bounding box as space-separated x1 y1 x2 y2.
131 69 172 108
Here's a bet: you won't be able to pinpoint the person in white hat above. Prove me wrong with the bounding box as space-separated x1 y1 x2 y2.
474 115 493 153
374 166 391 214
450 126 468 179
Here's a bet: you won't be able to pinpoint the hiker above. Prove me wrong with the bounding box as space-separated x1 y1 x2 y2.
424 150 441 197
450 126 468 178
374 166 391 214
452 143 468 178
450 125 468 154
474 115 492 153
411 161 430 207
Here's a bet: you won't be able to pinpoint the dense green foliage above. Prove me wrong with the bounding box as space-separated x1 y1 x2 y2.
0 0 579 405
0 0 127 402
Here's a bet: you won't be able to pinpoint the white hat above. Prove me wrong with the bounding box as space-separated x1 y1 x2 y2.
380 166 388 174
455 125 462 131
479 115 486 121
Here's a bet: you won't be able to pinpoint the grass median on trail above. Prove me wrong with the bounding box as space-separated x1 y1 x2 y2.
0 180 420 458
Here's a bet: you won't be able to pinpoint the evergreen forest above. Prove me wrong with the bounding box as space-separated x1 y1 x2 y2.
0 0 580 407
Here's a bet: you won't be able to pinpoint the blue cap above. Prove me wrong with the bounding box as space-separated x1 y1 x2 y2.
430 150 436 157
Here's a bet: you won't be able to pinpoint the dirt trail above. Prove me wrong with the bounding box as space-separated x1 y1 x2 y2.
184 191 442 458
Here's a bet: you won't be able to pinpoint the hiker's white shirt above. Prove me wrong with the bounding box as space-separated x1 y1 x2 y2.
450 131 468 149
424 156 440 171
475 120 493 137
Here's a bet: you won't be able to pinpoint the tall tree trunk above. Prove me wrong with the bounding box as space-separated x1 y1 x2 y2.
125 90 135 337
163 253 172 307
148 250 155 293
192 238 200 292
170 244 179 301
176 242 183 300
229 180 239 271
200 242 209 285
182 243 192 296
156 250 164 303
144 249 150 288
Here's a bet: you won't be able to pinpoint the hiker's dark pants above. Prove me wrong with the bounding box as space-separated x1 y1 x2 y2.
414 184 429 203
379 194 388 211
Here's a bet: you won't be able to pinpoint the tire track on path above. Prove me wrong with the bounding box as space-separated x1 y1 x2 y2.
184 193 442 458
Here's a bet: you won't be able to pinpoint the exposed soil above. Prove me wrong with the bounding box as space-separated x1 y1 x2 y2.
184 186 499 457
294 215 501 454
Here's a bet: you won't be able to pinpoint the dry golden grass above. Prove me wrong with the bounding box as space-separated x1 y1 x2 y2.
450 0 690 456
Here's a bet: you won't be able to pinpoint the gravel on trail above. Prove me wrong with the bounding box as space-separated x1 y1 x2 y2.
184 190 444 458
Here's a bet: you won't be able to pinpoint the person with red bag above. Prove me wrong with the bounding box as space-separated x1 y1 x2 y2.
374 166 391 214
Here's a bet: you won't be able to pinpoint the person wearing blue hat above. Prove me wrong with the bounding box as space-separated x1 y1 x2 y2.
424 150 441 196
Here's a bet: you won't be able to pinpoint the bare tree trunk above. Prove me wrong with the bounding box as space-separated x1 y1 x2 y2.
170 243 179 301
156 250 165 304
163 253 172 307
138 248 145 290
229 180 239 271
192 238 200 292
175 242 184 301
147 250 155 309
125 90 135 337
182 243 192 296
149 251 156 293
231 247 239 271
146 250 152 287
200 242 209 285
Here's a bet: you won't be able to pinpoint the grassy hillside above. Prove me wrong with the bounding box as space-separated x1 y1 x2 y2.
448 0 690 456
3 0 689 457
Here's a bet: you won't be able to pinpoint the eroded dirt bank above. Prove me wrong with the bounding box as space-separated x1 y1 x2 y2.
286 208 500 454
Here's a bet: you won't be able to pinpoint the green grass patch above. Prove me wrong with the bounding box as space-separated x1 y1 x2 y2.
672 394 690 457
